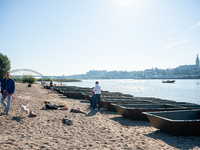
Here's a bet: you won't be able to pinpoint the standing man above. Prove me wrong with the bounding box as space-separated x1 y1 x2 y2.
50 80 53 93
92 81 101 110
1 71 15 115
41 79 43 85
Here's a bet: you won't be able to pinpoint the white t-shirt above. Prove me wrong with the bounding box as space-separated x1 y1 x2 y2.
93 84 101 94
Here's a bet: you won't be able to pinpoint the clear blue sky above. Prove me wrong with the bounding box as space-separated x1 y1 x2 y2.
0 0 200 76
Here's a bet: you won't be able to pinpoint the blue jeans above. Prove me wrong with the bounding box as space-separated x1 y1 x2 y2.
93 94 101 110
1 94 12 113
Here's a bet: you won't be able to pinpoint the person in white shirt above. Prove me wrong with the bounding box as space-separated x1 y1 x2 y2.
92 81 101 110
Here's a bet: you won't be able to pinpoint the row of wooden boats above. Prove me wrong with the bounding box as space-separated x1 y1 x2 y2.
44 85 200 136
44 85 133 99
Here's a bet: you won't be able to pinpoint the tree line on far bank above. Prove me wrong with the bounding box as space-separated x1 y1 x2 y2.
11 76 81 84
37 78 81 82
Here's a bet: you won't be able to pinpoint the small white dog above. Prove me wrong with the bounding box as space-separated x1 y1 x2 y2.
20 104 29 117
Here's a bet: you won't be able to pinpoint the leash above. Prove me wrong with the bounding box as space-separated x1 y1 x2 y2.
3 91 21 106
11 95 21 106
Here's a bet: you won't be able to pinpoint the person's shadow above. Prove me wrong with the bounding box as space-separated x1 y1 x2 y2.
12 116 22 122
85 109 98 117
0 112 5 116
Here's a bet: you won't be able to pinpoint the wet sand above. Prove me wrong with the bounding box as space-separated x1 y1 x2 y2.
0 83 199 149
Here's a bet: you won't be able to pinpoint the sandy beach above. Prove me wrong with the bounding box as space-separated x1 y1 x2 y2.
0 83 200 150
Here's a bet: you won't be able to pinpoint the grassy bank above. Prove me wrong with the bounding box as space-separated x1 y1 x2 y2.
11 75 36 83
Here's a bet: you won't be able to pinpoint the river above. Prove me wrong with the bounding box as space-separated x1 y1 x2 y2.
54 79 200 104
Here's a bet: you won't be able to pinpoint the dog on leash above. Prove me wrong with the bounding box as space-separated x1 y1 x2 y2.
20 104 29 117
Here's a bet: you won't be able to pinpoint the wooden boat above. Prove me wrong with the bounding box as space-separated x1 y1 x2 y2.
113 104 185 121
82 93 92 100
57 89 64 94
154 101 196 105
171 104 200 109
143 110 200 136
133 97 176 103
63 91 85 99
101 100 154 111
102 97 135 100
162 80 175 83
121 94 134 97
56 86 91 92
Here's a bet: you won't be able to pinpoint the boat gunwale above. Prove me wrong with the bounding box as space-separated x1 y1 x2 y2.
143 109 200 122
101 99 151 103
111 103 184 110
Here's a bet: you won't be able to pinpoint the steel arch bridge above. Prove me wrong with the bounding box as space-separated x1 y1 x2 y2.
10 69 43 77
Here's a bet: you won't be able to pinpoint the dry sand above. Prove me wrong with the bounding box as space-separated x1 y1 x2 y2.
0 83 200 150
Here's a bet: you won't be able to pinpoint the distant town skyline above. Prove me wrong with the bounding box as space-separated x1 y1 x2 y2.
1 0 200 76
10 54 200 78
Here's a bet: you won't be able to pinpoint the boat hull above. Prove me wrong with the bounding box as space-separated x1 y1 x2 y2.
162 80 175 83
63 92 85 99
113 104 186 121
143 110 200 136
101 100 154 111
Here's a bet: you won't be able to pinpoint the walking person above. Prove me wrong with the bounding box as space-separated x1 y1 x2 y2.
1 71 15 115
92 81 101 110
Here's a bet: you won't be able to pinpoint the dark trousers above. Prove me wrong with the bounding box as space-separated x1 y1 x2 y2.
54 105 64 107
92 94 101 110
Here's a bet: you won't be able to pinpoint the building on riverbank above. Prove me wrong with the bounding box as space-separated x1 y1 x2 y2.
175 54 199 71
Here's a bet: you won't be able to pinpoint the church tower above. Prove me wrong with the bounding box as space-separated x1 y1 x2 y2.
196 54 199 67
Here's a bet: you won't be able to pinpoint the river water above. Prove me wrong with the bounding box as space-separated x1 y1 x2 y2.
55 79 200 104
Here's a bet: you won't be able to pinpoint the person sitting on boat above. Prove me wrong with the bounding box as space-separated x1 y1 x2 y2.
90 87 95 107
53 84 57 91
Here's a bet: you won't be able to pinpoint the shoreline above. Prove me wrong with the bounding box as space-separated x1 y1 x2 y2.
0 83 199 149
